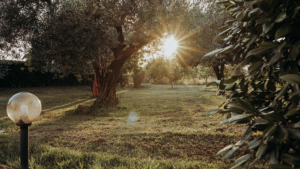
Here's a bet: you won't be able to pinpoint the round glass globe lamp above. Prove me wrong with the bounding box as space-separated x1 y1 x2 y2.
7 92 42 124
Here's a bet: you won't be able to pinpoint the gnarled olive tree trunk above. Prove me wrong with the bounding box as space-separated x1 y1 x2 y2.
92 26 152 108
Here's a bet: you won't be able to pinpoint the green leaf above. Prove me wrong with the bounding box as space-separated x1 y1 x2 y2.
226 103 245 111
224 78 238 84
246 35 257 48
221 45 234 53
263 111 287 123
246 47 273 58
280 74 300 84
287 128 300 140
275 12 287 23
231 154 251 169
265 164 293 169
270 147 279 164
256 17 272 24
274 126 288 143
235 98 259 113
275 41 287 53
285 107 300 117
292 6 300 19
216 0 230 4
222 146 238 160
236 9 248 21
248 8 260 17
290 91 300 99
249 61 263 75
241 82 248 93
263 123 277 138
288 47 299 61
249 158 258 167
217 144 234 155
203 48 223 57
252 118 270 125
267 52 282 66
248 137 262 149
275 24 292 40
281 153 300 165
260 42 280 48
274 83 289 100
220 118 231 124
217 27 231 36
219 79 225 90
225 83 236 90
228 114 254 123
256 141 267 159
217 25 230 32
292 121 300 128
229 6 242 12
206 81 219 87
207 108 222 115
241 126 253 142
214 36 227 42
262 22 274 34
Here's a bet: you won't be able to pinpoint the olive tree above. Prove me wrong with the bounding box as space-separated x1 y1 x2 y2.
205 0 300 168
28 0 196 108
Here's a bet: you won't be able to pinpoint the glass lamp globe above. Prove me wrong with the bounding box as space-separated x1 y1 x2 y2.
6 92 42 124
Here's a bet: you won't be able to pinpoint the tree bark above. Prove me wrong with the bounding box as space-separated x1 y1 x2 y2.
92 26 153 108
212 64 225 80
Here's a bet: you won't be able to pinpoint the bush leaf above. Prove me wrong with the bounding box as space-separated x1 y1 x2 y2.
235 98 259 113
207 108 222 115
222 146 239 160
280 74 300 84
275 24 292 40
275 12 287 23
217 144 234 155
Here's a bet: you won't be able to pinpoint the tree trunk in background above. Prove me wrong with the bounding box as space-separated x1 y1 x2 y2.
213 64 225 80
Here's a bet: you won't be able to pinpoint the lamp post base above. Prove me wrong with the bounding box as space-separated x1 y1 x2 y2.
16 121 31 169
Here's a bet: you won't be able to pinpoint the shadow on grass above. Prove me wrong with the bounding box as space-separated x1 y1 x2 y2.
42 96 96 113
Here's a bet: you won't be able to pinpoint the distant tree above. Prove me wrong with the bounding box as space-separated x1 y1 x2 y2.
197 66 215 84
147 57 184 88
147 57 166 84
126 52 146 88
164 59 185 88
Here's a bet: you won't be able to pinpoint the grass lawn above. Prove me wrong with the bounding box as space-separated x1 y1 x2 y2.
0 84 254 169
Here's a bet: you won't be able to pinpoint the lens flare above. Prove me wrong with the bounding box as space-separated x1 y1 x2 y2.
128 112 138 124
163 36 178 57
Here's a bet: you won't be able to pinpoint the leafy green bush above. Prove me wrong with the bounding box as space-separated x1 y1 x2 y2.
205 0 300 168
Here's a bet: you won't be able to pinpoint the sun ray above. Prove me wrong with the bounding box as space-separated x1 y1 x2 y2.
176 51 190 67
178 46 209 54
177 22 212 42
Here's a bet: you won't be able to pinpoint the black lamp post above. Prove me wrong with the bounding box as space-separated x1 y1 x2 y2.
7 92 42 169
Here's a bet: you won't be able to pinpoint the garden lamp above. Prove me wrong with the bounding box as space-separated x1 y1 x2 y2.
6 92 42 169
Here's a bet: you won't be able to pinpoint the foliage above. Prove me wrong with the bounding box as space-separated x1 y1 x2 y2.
0 61 89 87
206 0 300 168
126 52 147 88
147 57 184 88
0 0 62 59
